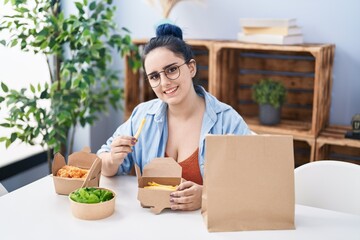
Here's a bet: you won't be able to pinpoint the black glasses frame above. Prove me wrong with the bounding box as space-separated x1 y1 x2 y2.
146 62 188 88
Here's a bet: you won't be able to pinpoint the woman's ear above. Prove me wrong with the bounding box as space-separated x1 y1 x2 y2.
188 59 197 77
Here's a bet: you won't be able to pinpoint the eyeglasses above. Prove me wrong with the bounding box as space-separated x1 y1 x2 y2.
146 62 188 88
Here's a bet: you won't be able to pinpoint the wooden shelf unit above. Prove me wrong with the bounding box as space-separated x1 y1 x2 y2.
294 138 316 167
211 41 335 138
316 125 360 165
124 39 335 165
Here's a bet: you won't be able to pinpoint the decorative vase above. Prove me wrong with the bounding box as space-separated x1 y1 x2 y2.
259 104 281 125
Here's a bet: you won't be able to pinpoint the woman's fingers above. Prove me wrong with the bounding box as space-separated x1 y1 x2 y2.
111 135 135 147
170 181 203 211
177 181 195 191
112 145 132 154
170 195 192 204
110 136 135 164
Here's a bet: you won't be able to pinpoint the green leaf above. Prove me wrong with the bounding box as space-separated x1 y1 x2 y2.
10 39 18 47
47 138 57 146
0 40 6 46
89 1 96 10
33 127 40 138
10 132 17 143
30 84 35 93
75 2 85 14
1 82 8 92
40 41 48 50
68 66 77 73
81 91 87 101
83 28 90 37
17 7 29 13
37 28 49 37
40 89 49 99
73 78 81 87
20 40 27 49
5 139 11 148
90 49 100 58
65 80 72 89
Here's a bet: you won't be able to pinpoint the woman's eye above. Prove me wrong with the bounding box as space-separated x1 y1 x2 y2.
166 66 177 74
149 74 160 81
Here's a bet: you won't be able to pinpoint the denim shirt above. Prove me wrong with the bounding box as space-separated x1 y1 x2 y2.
97 85 251 176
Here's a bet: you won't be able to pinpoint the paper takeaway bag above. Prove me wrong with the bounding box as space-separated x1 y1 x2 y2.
201 135 295 232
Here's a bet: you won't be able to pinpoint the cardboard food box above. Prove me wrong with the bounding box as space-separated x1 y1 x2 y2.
52 147 102 195
135 157 182 214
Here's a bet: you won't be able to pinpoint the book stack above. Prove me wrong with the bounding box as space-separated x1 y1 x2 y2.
238 18 304 45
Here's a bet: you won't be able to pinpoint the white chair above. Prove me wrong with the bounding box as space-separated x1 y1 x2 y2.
295 160 360 215
0 183 8 197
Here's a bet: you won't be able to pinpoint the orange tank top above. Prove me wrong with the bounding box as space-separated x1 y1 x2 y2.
166 148 203 185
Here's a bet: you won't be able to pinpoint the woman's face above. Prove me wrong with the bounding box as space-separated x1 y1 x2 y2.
144 47 196 106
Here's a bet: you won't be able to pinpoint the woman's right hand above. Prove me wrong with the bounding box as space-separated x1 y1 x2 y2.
100 136 136 176
110 136 136 165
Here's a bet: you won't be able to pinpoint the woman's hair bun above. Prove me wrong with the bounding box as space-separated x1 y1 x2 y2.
156 23 183 40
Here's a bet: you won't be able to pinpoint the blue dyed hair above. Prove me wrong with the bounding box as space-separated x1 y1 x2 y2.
142 24 194 69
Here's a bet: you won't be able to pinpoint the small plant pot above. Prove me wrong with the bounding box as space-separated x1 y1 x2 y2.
259 104 281 125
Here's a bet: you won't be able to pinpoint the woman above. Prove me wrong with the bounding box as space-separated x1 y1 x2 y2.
97 23 251 211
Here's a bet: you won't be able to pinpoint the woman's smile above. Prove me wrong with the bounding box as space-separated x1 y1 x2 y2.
163 86 179 95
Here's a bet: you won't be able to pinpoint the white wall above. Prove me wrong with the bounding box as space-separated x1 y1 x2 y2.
113 0 360 125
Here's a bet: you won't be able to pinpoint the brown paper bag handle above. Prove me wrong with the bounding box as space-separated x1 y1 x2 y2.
81 157 101 188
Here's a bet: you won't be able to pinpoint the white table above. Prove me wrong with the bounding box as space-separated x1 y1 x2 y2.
0 175 359 240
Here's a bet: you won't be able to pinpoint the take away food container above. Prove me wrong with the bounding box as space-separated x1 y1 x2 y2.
135 157 182 214
69 187 116 220
52 147 102 195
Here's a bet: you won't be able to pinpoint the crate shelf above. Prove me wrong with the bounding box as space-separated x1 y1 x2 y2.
316 125 360 165
246 117 312 137
294 139 316 167
212 41 335 138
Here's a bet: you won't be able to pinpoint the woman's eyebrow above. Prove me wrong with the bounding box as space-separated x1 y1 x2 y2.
162 62 178 69
147 62 178 75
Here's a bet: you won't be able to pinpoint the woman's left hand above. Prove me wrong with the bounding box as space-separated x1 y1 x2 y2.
169 181 203 211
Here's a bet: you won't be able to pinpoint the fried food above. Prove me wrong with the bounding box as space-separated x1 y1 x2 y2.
56 165 88 179
144 181 178 191
134 118 146 139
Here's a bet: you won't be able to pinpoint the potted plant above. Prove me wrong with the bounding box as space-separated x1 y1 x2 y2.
252 79 286 125
0 0 141 172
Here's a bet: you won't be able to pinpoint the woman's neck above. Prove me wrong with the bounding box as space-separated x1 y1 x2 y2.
167 87 204 120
